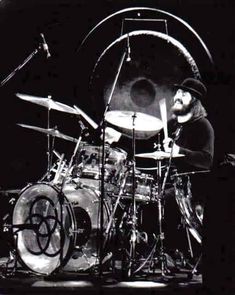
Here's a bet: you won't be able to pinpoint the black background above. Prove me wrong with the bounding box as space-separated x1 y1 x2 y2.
0 0 234 289
0 0 234 189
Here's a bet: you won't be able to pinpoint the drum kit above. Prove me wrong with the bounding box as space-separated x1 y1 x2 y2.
0 93 204 278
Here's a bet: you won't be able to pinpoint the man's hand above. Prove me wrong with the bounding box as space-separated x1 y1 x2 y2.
101 127 121 144
163 137 180 155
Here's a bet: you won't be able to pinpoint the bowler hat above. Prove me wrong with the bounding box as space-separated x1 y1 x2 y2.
174 78 207 99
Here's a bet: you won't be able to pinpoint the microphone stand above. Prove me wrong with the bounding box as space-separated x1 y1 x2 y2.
99 50 127 277
0 41 46 87
0 39 52 177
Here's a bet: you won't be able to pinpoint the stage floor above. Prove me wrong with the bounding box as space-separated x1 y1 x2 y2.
0 266 203 295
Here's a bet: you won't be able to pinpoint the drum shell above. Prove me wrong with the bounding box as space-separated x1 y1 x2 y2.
62 183 110 272
74 142 127 186
113 171 155 202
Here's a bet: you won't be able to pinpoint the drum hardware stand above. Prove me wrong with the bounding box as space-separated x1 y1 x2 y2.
104 167 131 243
149 134 177 277
52 153 65 185
56 120 86 270
2 225 36 277
185 222 194 259
171 171 207 278
99 49 127 277
45 100 53 181
125 112 139 278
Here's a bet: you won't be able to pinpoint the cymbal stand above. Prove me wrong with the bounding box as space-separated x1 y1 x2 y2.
46 101 53 180
126 112 138 277
147 134 174 276
153 132 181 276
57 120 85 268
153 134 169 276
99 49 127 277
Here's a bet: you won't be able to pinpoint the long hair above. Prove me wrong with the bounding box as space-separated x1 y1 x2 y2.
190 96 207 119
171 96 207 120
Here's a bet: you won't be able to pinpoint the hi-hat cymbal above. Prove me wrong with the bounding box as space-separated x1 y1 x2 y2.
105 111 163 132
16 93 77 115
18 123 77 143
135 150 185 160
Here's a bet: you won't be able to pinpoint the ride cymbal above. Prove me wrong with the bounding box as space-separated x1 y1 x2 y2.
105 110 163 132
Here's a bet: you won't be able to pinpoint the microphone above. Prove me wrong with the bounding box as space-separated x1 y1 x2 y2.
126 33 131 62
40 33 51 58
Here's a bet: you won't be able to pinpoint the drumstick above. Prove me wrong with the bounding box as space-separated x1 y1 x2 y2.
73 105 98 129
159 98 168 140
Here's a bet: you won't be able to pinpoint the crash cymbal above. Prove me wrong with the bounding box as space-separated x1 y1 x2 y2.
18 123 77 143
105 111 163 132
135 150 185 160
16 93 77 115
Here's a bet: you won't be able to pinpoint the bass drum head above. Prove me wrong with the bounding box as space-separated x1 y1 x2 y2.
62 184 110 272
12 182 75 275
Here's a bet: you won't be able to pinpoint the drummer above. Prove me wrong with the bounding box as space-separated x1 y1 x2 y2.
162 77 214 174
104 77 214 177
104 77 214 247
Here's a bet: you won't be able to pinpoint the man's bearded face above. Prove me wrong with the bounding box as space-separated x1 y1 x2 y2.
172 89 193 116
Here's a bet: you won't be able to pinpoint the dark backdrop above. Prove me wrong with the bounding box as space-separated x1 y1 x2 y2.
0 0 234 188
0 0 235 290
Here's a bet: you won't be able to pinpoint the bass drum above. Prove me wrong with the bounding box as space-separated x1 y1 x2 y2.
12 182 76 275
12 182 110 275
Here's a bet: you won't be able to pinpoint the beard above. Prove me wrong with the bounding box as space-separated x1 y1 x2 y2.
171 100 193 116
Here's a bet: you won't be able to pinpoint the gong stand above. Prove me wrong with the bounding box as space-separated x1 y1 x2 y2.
99 50 127 276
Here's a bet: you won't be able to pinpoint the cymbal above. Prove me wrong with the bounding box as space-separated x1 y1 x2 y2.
18 124 77 143
105 111 163 132
16 93 77 115
135 150 185 160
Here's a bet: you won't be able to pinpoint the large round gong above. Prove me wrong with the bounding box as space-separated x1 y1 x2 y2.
90 30 201 139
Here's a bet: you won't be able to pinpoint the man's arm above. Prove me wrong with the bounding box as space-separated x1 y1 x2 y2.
179 119 214 170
